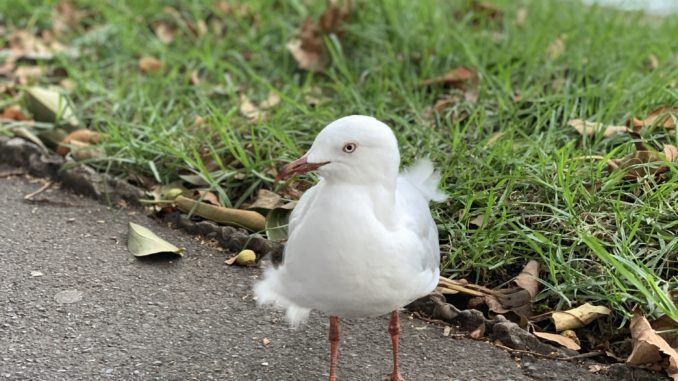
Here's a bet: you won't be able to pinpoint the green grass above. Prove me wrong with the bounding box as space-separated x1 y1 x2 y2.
1 0 677 325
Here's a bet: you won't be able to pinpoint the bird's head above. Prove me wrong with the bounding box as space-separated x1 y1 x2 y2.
276 115 400 185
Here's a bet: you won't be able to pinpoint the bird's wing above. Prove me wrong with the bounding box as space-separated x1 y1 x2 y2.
395 159 446 272
287 183 320 238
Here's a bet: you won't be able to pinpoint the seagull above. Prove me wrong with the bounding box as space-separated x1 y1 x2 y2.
254 115 446 381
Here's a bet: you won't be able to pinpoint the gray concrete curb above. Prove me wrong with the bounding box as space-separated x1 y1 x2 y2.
0 135 283 260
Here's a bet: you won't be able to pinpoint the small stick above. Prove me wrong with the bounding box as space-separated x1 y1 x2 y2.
24 181 52 200
556 351 606 362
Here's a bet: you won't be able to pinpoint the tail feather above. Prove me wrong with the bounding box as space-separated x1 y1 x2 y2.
401 159 447 202
254 267 311 328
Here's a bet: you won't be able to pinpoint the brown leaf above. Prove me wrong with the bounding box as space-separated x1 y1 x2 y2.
239 94 265 121
608 144 678 181
287 0 351 71
533 331 581 351
513 260 539 299
420 66 478 88
53 0 92 33
14 66 45 85
632 107 678 130
651 314 678 350
56 129 103 156
247 189 283 210
515 7 527 27
1 105 29 121
260 91 281 109
192 190 220 206
568 119 630 138
152 21 175 44
547 36 565 59
627 308 678 380
552 303 611 332
139 57 162 74
467 261 540 327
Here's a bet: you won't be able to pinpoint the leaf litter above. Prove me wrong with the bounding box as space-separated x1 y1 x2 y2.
287 0 351 71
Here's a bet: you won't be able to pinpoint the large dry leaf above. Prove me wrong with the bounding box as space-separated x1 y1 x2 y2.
287 0 351 71
127 222 184 257
175 195 265 232
568 119 630 138
24 86 80 129
627 309 678 380
420 66 477 89
533 331 581 351
608 143 678 181
552 303 611 332
467 260 540 328
631 107 677 130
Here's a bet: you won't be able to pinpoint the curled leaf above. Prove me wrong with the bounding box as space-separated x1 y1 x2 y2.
568 119 630 138
552 303 611 332
127 222 183 257
175 195 265 232
533 331 581 351
627 308 678 380
56 129 103 156
631 107 677 130
420 66 477 89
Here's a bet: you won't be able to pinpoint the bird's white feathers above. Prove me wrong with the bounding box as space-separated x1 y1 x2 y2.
254 115 445 327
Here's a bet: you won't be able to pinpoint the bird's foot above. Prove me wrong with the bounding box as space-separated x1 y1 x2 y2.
389 370 404 381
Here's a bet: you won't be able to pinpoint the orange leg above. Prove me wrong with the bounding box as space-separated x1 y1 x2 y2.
389 311 405 381
329 316 340 381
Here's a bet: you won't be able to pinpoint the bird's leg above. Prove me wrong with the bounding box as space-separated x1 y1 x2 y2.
388 311 405 381
329 316 340 381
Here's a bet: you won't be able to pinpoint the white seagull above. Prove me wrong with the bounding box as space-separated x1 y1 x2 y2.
254 115 446 381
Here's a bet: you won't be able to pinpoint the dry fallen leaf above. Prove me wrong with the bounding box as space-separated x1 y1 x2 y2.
467 260 540 327
547 36 565 59
552 303 611 332
260 91 281 109
1 105 29 121
568 119 630 138
631 107 677 130
152 21 175 44
247 189 283 210
420 66 478 89
515 7 527 27
287 0 351 71
56 129 103 156
608 143 678 181
627 308 678 380
239 94 265 121
139 56 162 74
533 331 581 351
127 222 184 257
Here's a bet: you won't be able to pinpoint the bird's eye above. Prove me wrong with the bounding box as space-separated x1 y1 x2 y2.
342 143 357 153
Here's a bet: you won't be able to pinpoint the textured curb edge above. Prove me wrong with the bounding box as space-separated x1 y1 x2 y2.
0 136 284 260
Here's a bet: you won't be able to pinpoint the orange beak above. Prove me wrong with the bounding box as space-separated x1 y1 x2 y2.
275 156 329 183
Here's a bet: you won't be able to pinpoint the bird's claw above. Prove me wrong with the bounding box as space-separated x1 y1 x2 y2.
389 371 405 381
